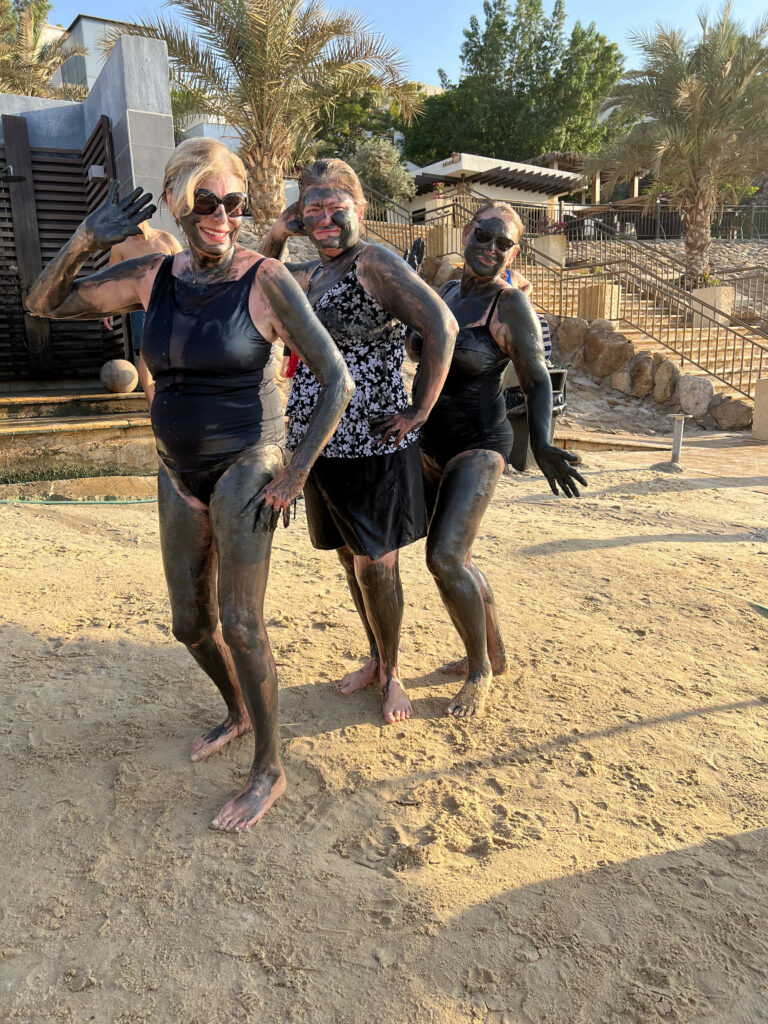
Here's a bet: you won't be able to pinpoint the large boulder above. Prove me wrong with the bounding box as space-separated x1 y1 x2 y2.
709 394 754 430
653 360 680 404
678 374 715 422
584 324 634 381
629 352 655 398
557 317 589 354
421 255 443 286
609 368 631 394
589 318 616 334
433 257 462 288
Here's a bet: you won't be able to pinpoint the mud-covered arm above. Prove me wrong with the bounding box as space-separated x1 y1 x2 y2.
497 289 586 498
243 260 354 529
26 182 157 320
258 203 319 290
358 245 458 445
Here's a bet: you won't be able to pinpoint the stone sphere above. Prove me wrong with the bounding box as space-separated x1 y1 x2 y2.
100 359 138 394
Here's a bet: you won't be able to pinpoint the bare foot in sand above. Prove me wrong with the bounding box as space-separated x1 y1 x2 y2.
339 656 379 695
210 768 286 832
439 651 507 677
190 713 253 762
382 676 412 725
445 671 491 718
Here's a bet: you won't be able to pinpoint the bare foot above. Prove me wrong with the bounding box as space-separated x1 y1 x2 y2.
439 652 507 676
382 676 412 725
340 656 379 695
190 713 252 762
445 672 492 719
210 769 286 832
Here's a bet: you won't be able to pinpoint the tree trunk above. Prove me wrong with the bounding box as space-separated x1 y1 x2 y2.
682 193 714 286
241 144 287 232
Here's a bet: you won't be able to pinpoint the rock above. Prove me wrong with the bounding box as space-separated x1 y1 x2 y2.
421 255 442 285
709 394 753 430
589 318 616 334
653 360 680 404
629 353 655 398
544 313 561 330
609 369 630 394
433 257 462 288
100 359 138 394
571 347 586 370
678 374 715 422
584 325 634 381
557 317 589 354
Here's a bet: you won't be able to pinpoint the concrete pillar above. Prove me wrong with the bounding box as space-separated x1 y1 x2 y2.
591 173 600 205
83 36 178 239
752 379 768 440
631 175 640 198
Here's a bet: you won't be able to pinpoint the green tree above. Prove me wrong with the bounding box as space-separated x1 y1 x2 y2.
402 0 623 166
112 0 420 227
0 0 85 98
348 137 416 202
593 4 768 279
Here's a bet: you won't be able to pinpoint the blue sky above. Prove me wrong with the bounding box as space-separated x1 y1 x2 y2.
48 0 768 85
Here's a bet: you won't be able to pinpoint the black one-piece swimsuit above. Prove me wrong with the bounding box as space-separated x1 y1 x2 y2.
142 256 284 503
413 288 514 469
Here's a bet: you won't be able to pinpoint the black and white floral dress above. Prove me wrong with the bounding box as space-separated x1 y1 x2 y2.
286 253 418 458
287 250 426 560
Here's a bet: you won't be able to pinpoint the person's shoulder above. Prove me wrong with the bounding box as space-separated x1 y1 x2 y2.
497 283 530 314
358 242 406 271
158 230 182 254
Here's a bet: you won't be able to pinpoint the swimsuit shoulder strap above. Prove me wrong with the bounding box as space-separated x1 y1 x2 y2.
484 289 504 326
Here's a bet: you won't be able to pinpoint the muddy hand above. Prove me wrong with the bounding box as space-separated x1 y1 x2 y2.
534 445 587 498
370 406 426 447
241 466 305 531
81 180 156 250
279 202 306 237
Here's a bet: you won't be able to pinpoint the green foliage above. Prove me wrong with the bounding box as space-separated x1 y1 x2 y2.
313 90 399 161
348 137 416 202
0 1 85 98
108 0 420 224
591 3 768 273
402 0 624 165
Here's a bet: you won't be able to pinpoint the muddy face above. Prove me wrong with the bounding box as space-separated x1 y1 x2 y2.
463 216 518 281
176 172 243 265
300 187 361 256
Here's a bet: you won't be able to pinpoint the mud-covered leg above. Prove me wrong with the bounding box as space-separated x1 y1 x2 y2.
208 445 286 831
439 563 508 678
336 545 379 695
354 550 411 724
425 449 504 718
157 465 252 761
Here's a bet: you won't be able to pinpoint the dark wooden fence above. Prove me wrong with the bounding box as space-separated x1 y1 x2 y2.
0 113 124 383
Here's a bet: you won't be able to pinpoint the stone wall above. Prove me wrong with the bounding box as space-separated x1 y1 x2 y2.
551 316 754 430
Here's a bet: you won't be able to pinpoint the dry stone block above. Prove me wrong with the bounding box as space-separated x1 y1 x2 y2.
678 374 715 422
421 255 442 285
584 325 634 381
653 360 680 404
557 317 589 354
578 283 622 321
589 318 616 334
709 395 753 430
610 369 631 394
753 379 768 440
571 348 586 370
629 353 655 398
433 257 462 288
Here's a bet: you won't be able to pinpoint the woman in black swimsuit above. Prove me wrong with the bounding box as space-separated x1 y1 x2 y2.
27 139 353 831
410 202 586 718
261 160 457 725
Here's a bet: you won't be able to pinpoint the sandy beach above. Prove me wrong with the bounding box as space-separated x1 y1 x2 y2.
1 441 767 1023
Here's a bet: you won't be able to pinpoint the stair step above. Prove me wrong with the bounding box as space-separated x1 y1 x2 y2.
0 390 146 421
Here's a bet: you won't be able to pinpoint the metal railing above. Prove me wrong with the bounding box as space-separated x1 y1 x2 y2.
516 242 767 398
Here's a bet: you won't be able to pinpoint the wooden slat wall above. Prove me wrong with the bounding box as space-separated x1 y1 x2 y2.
0 144 30 378
0 116 124 381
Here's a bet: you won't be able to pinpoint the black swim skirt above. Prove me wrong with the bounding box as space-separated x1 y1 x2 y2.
302 443 426 560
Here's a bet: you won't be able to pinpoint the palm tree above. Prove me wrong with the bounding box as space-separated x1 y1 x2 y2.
592 4 768 281
0 5 86 99
113 0 420 227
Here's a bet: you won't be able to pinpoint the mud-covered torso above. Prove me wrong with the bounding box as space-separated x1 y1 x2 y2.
142 255 283 472
412 282 513 466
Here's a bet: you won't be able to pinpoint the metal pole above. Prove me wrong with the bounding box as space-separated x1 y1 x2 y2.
670 414 688 464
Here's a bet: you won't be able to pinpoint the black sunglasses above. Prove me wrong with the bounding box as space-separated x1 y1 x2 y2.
192 188 248 216
473 226 516 252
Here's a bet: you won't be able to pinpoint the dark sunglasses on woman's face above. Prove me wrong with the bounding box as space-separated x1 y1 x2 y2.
473 226 515 252
192 188 249 216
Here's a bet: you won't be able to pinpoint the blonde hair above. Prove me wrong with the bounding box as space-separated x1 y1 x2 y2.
162 138 247 219
471 201 524 242
297 158 366 214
